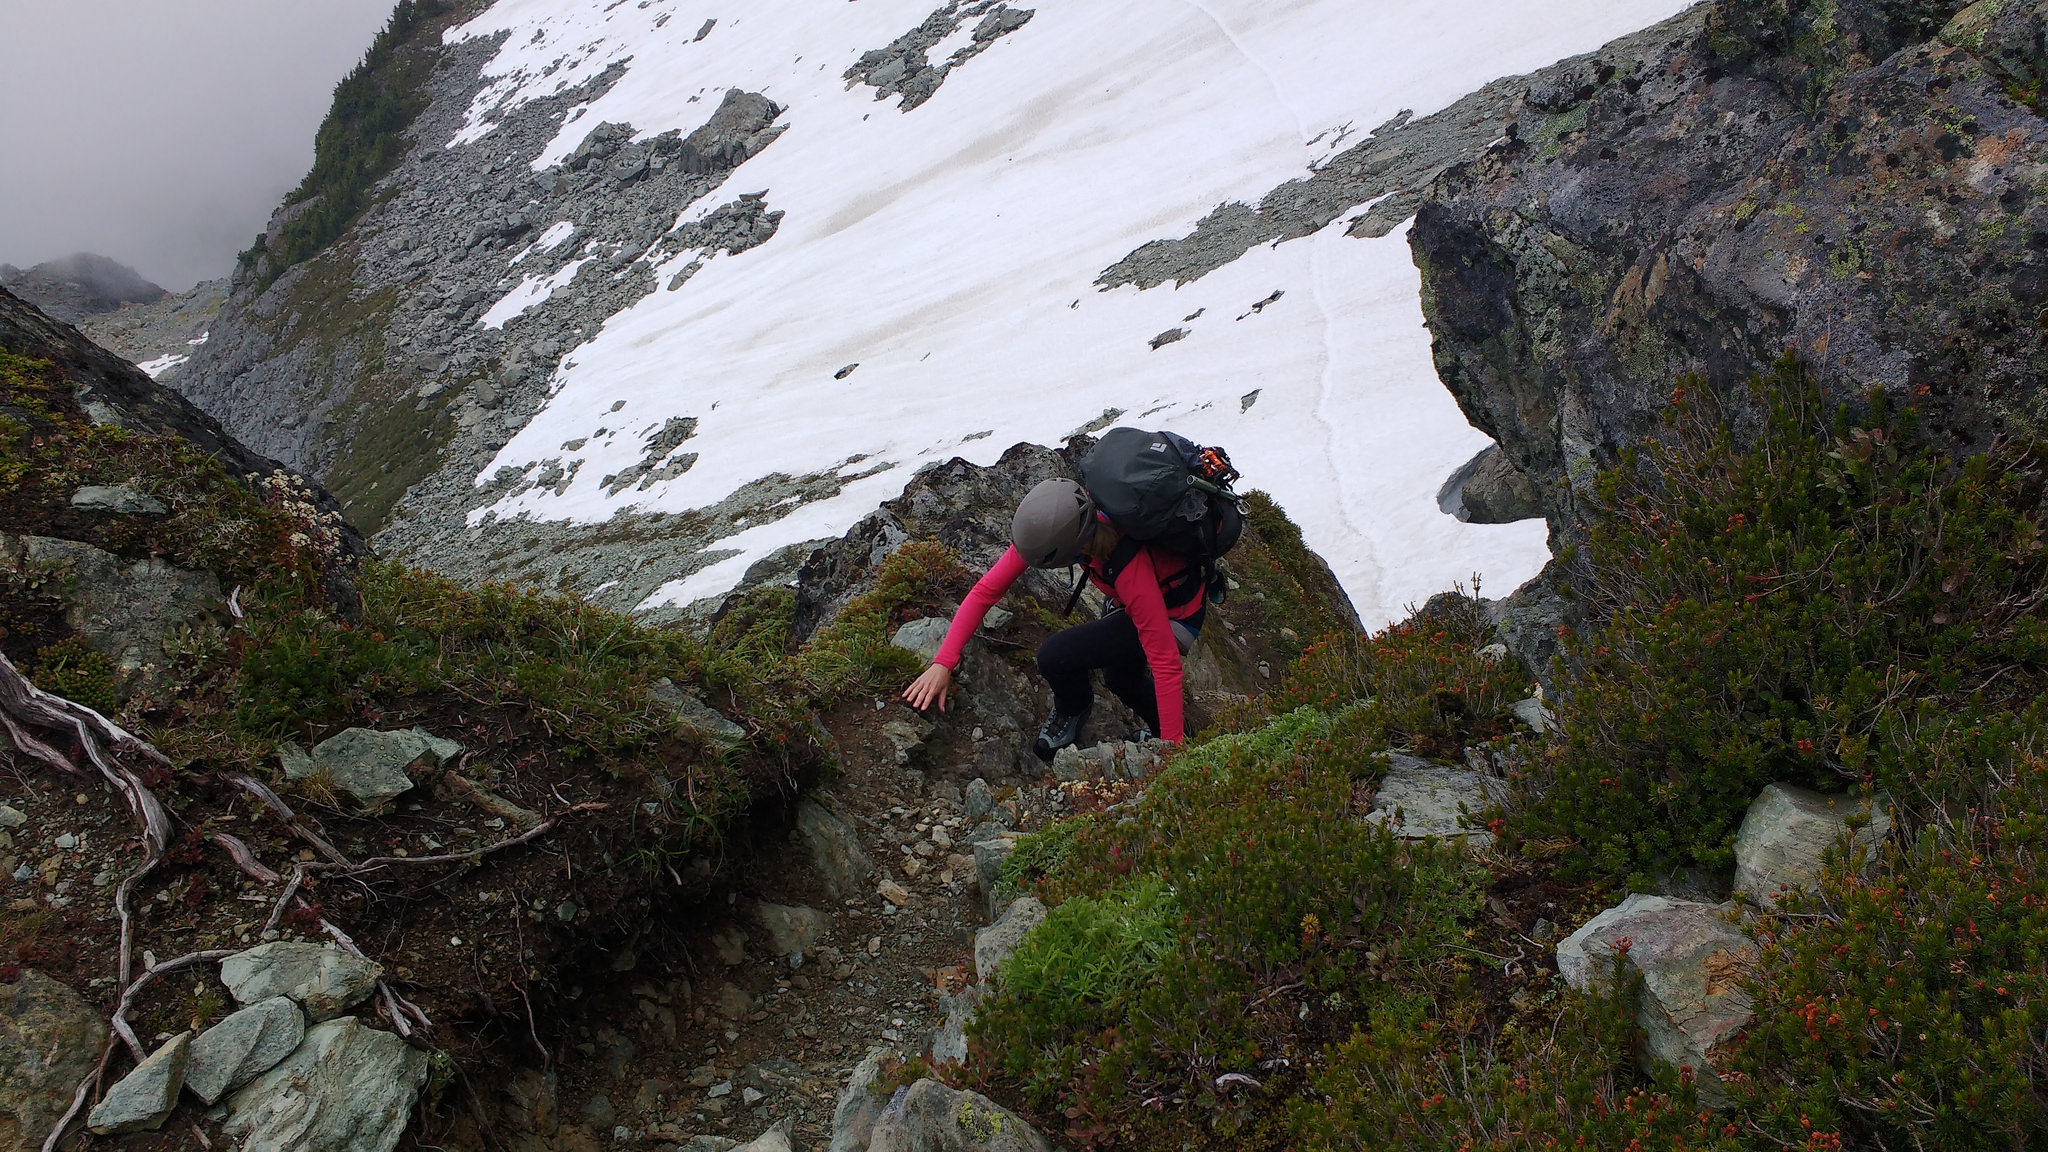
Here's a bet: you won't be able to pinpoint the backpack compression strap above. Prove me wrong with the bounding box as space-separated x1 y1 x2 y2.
1063 538 1205 617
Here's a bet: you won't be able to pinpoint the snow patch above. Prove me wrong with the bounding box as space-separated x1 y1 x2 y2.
444 0 1688 625
479 256 595 329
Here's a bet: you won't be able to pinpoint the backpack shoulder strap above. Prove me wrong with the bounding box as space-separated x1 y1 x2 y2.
1098 535 1146 587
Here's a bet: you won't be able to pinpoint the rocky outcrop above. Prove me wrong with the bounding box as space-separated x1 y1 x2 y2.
1733 783 1892 905
0 969 107 1152
0 534 222 699
1557 893 1758 1105
1436 444 1545 524
1412 0 2048 555
0 254 164 325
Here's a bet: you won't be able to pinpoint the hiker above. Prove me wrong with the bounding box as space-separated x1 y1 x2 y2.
901 477 1206 758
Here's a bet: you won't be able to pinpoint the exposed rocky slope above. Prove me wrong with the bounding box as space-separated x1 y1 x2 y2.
77 279 228 379
1410 0 2048 553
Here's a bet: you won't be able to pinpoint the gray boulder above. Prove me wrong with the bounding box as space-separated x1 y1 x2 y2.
973 834 1021 920
0 970 109 1149
1364 754 1506 845
890 617 951 663
183 995 306 1104
828 1050 891 1152
963 778 996 823
651 677 748 744
797 798 874 901
87 1030 189 1134
754 902 832 960
869 1078 1052 1152
974 895 1046 983
219 942 382 1021
290 727 457 810
223 1017 428 1152
1556 894 1757 1106
1436 445 1543 524
1733 783 1891 907
70 484 168 516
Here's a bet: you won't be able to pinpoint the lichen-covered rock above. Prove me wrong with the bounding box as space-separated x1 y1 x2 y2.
1557 893 1758 1105
868 1079 1053 1152
223 1017 428 1152
974 895 1046 983
87 1031 189 1135
183 995 306 1105
70 484 168 515
1412 0 2048 563
0 534 220 700
0 970 108 1151
219 942 382 1021
1364 754 1506 844
1733 783 1892 906
290 727 456 810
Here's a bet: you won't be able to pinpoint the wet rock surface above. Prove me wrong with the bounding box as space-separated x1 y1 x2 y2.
1412 0 2048 560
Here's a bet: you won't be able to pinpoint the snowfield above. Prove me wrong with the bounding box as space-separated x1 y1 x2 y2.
445 0 1688 627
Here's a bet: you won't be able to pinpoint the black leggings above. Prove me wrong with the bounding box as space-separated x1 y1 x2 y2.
1036 605 1204 733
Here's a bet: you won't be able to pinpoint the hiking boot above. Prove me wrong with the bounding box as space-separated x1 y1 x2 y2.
1032 703 1090 762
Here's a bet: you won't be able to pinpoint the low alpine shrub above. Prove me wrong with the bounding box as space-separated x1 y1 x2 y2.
1517 356 2048 884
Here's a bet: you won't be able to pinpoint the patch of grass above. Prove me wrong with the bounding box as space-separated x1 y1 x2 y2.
796 540 968 698
973 692 1493 1148
1228 490 1355 657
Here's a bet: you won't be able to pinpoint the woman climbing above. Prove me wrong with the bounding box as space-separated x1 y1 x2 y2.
900 476 1208 759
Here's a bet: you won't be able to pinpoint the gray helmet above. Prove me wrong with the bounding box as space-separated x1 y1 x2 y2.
1012 479 1096 568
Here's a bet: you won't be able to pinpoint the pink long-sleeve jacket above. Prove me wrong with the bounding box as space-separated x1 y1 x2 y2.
932 541 1202 741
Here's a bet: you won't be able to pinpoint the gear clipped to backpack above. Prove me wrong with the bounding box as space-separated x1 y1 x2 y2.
1066 427 1245 616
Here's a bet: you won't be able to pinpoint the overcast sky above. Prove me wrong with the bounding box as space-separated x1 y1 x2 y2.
0 1 400 292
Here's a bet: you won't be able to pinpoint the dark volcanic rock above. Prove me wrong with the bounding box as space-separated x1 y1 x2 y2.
1411 0 2048 551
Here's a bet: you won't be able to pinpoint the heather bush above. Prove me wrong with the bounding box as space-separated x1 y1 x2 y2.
1727 752 2048 1149
1517 357 2048 884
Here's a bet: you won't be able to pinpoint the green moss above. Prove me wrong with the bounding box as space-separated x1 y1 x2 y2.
27 637 118 715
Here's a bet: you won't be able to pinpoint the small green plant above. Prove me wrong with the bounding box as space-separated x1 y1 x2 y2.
795 540 968 697
27 637 118 715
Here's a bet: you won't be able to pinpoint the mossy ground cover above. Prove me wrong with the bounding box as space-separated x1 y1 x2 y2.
971 358 2048 1150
